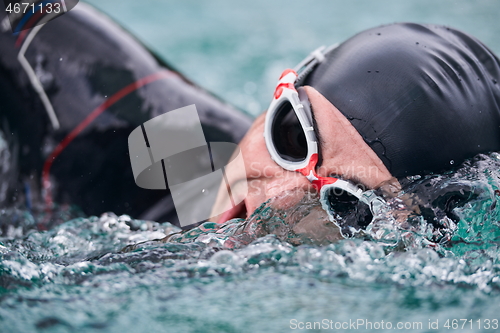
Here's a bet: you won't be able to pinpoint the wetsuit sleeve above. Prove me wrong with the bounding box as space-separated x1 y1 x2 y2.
0 3 252 226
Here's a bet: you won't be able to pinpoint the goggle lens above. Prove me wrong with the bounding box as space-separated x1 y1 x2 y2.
323 188 374 237
271 100 308 162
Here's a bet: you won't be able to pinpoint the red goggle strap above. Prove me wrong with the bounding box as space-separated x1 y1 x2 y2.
273 69 298 99
297 153 338 191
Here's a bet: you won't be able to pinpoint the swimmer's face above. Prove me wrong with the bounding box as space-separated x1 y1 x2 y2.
212 86 395 222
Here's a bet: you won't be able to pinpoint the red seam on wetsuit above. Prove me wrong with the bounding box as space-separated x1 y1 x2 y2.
42 70 175 209
15 9 46 47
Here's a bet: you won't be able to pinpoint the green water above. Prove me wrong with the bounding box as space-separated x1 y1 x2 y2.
2 154 500 332
84 0 500 116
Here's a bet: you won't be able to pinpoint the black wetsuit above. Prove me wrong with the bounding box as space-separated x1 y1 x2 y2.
0 4 252 226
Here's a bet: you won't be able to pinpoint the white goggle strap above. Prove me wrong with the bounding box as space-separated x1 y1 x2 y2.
294 43 339 86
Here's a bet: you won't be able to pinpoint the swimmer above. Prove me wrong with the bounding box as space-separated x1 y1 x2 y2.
210 23 500 239
0 3 251 228
2 8 500 237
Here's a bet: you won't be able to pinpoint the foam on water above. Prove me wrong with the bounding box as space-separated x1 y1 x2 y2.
1 154 500 332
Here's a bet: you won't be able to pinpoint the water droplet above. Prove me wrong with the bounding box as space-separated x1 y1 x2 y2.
367 71 371 73
104 95 108 98
377 33 381 36
450 160 454 165
493 79 498 84
202 189 209 195
59 58 63 61
416 42 419 45
478 144 481 148
375 70 379 73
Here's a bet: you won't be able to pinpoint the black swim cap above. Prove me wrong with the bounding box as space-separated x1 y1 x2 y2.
304 23 500 178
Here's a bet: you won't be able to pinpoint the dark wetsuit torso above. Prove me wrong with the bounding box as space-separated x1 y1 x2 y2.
0 4 252 227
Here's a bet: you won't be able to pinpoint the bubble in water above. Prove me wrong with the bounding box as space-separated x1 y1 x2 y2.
450 160 454 165
202 188 209 195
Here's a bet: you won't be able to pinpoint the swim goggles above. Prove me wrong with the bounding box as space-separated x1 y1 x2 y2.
263 45 387 235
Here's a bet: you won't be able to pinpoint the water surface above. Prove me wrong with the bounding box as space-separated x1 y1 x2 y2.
2 154 500 332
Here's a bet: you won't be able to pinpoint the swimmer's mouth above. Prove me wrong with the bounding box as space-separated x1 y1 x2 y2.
217 200 248 223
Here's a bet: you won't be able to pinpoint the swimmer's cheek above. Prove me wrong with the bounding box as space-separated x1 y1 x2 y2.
290 206 344 245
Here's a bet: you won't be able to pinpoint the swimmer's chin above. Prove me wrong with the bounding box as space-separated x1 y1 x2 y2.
210 200 248 224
